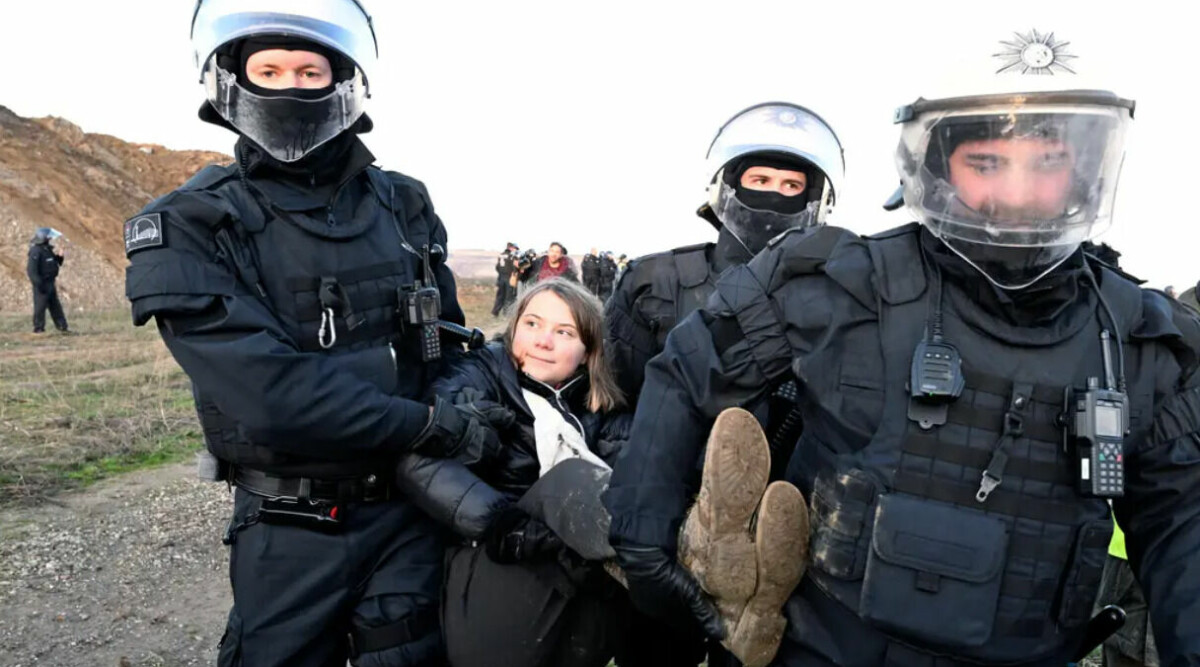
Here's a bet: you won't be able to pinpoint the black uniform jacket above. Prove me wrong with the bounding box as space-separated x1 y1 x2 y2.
605 223 1200 664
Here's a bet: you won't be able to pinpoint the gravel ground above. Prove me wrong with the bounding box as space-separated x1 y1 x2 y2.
0 460 1108 667
0 463 232 667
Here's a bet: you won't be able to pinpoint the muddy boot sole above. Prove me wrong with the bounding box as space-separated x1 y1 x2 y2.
725 481 809 667
681 407 771 606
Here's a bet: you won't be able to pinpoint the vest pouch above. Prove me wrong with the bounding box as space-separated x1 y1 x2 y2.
860 494 1008 648
1055 518 1113 628
809 468 878 580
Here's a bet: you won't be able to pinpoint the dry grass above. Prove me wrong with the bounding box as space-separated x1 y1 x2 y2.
0 279 504 506
455 278 509 338
0 309 198 505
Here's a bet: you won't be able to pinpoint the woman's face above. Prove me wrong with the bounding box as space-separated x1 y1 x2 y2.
511 291 588 385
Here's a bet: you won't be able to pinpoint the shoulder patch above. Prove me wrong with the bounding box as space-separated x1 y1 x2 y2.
124 213 164 256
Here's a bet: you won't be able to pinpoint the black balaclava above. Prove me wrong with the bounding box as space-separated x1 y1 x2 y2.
920 226 1096 344
203 36 372 181
723 152 820 215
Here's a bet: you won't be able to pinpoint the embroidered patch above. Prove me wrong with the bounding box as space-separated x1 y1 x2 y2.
124 213 164 255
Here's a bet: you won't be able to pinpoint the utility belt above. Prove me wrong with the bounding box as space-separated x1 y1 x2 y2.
232 466 394 503
223 466 395 542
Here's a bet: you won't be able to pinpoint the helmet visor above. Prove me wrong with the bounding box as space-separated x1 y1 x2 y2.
707 103 845 201
898 101 1130 249
202 57 366 162
191 0 378 88
713 180 818 254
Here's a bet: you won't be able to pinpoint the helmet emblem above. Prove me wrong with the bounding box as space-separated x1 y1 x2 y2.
993 30 1077 75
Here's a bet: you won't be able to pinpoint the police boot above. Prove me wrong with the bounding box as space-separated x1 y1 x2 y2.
724 480 809 667
678 407 771 612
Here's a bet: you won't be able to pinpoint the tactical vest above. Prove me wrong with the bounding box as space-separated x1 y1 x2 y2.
633 243 718 350
175 165 443 477
792 227 1164 663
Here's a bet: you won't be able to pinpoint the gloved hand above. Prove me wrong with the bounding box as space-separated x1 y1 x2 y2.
412 396 505 466
453 388 517 433
483 505 564 564
613 542 726 641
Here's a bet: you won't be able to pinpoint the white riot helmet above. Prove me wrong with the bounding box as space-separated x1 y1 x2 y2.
705 102 845 254
190 0 379 162
894 31 1135 290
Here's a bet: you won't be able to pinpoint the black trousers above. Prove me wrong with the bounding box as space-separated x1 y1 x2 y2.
492 281 515 316
218 489 446 667
442 459 708 667
443 543 630 667
31 281 68 332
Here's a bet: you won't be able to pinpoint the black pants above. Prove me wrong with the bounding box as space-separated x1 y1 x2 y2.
443 543 629 667
32 281 68 332
532 459 711 667
218 489 446 667
492 281 515 316
1095 555 1158 667
442 459 707 667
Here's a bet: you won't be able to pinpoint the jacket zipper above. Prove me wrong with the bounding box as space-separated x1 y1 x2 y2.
528 375 587 437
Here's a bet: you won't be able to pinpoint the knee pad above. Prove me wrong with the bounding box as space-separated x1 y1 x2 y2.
350 628 443 667
349 607 443 667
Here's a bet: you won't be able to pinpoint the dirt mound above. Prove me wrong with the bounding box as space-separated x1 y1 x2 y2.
0 105 229 315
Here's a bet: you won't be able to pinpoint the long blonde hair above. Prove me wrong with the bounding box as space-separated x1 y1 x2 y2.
503 278 625 413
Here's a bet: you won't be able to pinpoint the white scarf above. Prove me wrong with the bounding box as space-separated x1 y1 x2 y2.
522 384 610 478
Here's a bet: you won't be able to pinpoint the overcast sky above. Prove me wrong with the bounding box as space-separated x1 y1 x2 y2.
1 0 1195 289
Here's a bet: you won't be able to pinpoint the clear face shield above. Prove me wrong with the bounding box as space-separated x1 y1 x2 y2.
896 92 1133 289
32 227 64 245
712 175 826 254
704 103 844 254
201 54 367 163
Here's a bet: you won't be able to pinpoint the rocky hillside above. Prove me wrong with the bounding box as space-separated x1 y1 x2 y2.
0 105 229 315
0 104 568 318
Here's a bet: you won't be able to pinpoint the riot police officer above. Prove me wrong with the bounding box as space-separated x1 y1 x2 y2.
606 102 844 476
604 82 1200 667
125 2 499 665
27 227 69 333
603 103 844 667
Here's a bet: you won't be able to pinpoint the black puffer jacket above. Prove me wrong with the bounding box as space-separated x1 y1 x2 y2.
397 341 630 539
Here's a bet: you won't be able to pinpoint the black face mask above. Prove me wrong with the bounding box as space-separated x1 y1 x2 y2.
724 154 815 214
713 153 826 254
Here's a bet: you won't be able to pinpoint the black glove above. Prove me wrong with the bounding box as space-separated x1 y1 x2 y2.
412 396 505 466
613 542 725 641
483 505 564 564
452 388 517 433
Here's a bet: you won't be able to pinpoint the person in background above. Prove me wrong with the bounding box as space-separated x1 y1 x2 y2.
530 242 579 283
27 227 69 334
582 247 603 296
493 242 520 316
599 251 617 302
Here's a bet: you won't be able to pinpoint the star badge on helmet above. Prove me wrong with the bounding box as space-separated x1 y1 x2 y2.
993 30 1078 75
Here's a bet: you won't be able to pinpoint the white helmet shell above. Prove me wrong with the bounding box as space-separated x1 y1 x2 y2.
892 29 1136 290
190 0 379 93
706 102 845 204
